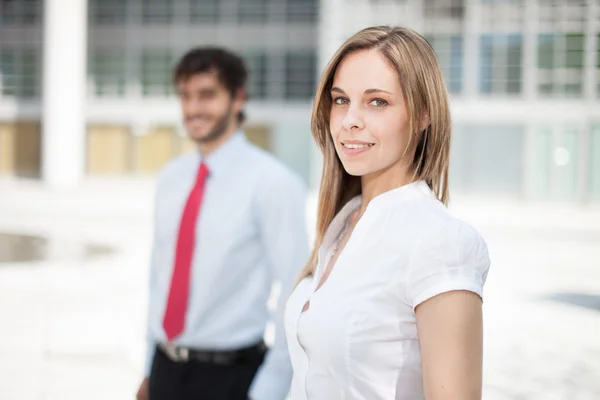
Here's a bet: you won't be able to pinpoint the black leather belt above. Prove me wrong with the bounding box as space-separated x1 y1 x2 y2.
158 341 267 366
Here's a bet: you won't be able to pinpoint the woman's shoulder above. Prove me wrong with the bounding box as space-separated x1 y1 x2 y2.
382 190 488 257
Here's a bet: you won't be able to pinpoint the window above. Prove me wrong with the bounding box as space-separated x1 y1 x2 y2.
480 0 523 30
539 0 586 30
0 0 40 25
590 125 600 200
190 0 220 23
286 0 318 23
238 0 268 23
142 0 173 24
425 35 463 95
0 49 40 98
88 49 127 97
89 0 127 25
451 124 524 196
596 34 600 98
284 51 317 100
537 33 585 97
480 34 522 95
243 53 268 100
424 0 464 21
141 50 174 97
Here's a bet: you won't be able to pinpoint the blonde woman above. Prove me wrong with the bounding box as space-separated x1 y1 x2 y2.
284 26 491 400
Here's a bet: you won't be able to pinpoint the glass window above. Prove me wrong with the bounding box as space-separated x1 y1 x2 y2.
0 49 40 98
243 53 268 100
537 33 585 98
424 0 464 21
88 49 127 97
530 127 553 198
590 126 600 200
479 34 522 95
0 0 40 25
141 50 174 97
425 35 463 95
555 126 580 200
286 0 318 23
190 0 220 23
596 33 600 98
539 0 586 29
89 0 127 25
142 0 173 24
284 51 316 100
451 124 524 196
238 0 268 23
479 0 524 28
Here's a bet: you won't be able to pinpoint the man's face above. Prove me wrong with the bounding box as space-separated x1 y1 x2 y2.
176 71 243 143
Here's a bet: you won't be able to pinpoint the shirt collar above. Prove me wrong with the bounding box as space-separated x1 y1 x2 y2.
197 131 246 177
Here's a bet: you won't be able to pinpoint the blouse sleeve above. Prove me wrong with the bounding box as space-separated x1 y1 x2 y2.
405 220 491 310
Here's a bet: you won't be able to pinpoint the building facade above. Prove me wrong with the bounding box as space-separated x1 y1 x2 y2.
320 0 600 203
0 0 318 185
1 0 599 203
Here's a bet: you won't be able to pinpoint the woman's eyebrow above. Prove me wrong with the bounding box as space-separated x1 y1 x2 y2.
330 87 393 95
364 88 393 95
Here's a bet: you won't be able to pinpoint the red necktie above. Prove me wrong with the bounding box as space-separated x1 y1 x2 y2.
162 162 209 340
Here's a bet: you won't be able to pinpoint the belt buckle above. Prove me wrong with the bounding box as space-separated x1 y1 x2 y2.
163 343 189 363
179 347 189 362
162 343 178 362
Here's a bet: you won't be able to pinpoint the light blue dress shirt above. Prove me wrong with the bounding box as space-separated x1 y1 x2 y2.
145 132 309 400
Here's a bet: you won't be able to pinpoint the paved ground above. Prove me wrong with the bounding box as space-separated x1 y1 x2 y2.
0 177 599 400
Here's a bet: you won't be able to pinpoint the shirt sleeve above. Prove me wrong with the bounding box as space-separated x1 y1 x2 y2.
248 168 310 400
405 220 491 310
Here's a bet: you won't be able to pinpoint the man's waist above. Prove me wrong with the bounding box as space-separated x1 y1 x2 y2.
157 340 267 365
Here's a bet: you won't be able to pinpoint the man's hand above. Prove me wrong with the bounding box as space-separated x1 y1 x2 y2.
136 378 149 400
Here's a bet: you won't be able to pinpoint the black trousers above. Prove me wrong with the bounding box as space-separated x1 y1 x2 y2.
148 345 265 400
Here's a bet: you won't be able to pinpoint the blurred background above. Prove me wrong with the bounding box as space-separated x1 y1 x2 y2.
0 0 599 399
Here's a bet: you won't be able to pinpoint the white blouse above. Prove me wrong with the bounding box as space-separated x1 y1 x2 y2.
284 180 490 400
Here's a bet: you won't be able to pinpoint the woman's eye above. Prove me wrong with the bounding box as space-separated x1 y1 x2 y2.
333 97 348 105
369 99 387 107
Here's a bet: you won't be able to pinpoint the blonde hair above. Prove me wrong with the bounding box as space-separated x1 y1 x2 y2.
297 26 452 282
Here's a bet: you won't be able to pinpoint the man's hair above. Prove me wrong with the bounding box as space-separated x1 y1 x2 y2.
173 46 248 124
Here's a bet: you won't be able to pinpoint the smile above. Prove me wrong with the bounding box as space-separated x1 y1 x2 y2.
341 142 375 155
342 143 374 149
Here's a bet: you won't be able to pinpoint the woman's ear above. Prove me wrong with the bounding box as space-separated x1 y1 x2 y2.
420 112 431 133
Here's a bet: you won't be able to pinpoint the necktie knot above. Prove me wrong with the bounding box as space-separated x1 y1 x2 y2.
197 162 209 182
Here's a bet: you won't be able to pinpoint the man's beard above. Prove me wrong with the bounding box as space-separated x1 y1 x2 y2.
188 102 234 144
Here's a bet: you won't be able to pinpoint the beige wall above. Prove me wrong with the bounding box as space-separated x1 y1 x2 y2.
0 124 15 174
87 125 131 174
0 122 275 178
244 124 272 152
133 127 176 174
0 122 41 177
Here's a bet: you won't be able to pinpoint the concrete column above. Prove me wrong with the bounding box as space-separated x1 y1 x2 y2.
582 1 598 202
584 1 598 102
463 0 481 99
523 0 538 101
42 0 88 186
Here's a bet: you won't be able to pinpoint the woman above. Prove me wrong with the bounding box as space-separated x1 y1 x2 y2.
284 26 491 400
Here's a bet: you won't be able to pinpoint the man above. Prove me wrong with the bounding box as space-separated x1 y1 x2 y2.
136 47 309 400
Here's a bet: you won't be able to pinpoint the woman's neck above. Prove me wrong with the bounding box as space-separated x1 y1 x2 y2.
357 165 415 217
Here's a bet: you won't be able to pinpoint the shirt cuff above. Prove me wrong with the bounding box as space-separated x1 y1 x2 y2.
248 362 292 400
411 279 483 310
144 341 156 378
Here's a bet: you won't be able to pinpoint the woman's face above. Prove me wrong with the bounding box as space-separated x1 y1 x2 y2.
329 49 412 178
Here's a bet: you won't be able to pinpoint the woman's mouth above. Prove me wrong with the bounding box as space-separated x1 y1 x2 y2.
341 141 374 155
